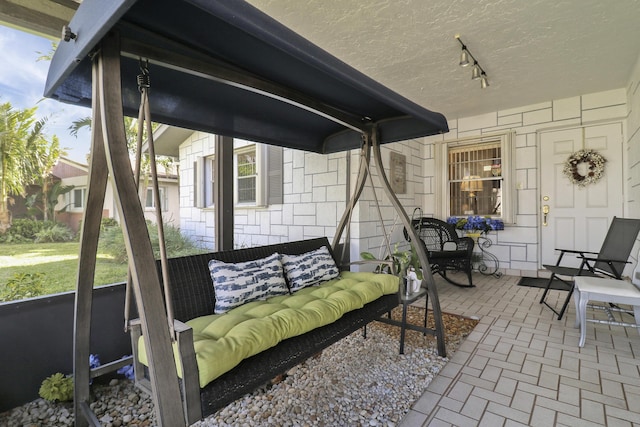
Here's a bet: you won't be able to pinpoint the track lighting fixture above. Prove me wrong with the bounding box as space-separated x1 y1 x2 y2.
455 35 489 89
481 72 489 89
459 49 470 67
471 63 481 80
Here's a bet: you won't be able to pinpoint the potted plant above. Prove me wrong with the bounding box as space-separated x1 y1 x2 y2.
446 215 504 238
361 242 424 295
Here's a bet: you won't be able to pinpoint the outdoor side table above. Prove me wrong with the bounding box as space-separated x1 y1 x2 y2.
377 287 428 354
574 276 640 347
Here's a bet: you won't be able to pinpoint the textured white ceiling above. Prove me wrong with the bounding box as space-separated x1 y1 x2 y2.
247 0 640 121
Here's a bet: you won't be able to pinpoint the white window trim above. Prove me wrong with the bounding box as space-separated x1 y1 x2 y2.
196 142 278 210
69 187 87 212
234 144 262 207
145 186 167 211
435 131 515 224
195 155 215 209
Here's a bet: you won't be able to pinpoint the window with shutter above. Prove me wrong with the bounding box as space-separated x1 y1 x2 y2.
267 146 283 205
236 148 257 204
194 142 282 208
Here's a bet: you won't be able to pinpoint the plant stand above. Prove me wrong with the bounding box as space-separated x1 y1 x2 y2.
474 235 501 277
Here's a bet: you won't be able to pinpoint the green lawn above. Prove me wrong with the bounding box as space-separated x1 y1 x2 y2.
0 241 129 296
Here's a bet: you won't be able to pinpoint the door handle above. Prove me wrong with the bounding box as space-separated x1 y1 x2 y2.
542 205 549 226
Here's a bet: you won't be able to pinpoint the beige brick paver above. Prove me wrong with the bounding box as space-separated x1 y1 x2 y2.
484 401 530 424
460 395 488 420
469 387 512 407
535 395 580 417
493 376 517 397
437 396 465 413
555 413 607 427
433 407 481 427
399 272 640 426
579 398 606 424
476 411 506 426
509 389 534 413
604 405 640 423
528 405 556 427
556 383 580 405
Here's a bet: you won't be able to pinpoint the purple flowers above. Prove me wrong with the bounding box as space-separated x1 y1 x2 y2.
89 353 135 381
89 354 101 369
117 363 135 380
89 354 101 384
447 216 504 234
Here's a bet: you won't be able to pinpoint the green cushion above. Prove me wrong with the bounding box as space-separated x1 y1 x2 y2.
138 271 398 387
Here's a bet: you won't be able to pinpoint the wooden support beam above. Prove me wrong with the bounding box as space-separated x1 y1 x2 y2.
94 32 185 425
73 55 110 427
214 135 234 251
332 129 447 357
332 142 370 251
369 129 446 357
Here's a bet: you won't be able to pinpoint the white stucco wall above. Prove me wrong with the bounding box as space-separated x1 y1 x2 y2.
142 178 180 226
624 54 640 273
178 87 632 277
56 174 116 219
627 55 640 220
178 130 427 263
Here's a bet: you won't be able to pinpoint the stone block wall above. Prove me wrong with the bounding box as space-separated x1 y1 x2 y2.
177 87 631 277
422 88 628 276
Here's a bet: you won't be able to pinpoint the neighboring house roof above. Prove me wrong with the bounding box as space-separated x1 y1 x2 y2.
52 156 179 181
51 157 88 180
147 125 193 158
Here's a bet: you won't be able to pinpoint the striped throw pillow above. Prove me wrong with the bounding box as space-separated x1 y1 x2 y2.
209 253 289 314
282 246 340 292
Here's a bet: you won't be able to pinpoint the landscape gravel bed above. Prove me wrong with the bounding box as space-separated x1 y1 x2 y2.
0 307 478 426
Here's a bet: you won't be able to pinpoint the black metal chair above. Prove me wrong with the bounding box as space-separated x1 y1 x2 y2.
404 217 475 287
540 216 640 320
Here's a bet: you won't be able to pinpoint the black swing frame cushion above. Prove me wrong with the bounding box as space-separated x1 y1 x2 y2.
540 216 640 320
404 217 475 287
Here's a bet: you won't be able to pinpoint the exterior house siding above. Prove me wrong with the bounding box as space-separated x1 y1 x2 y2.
52 157 180 232
423 88 629 276
626 53 640 266
179 132 425 265
179 87 632 277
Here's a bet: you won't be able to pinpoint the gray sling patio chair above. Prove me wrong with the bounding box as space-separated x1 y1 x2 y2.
540 216 640 320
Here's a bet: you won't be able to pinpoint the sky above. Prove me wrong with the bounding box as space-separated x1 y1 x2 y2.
0 25 91 163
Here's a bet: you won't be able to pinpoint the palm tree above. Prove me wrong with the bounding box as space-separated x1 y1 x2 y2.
69 116 173 187
0 102 58 231
32 135 66 221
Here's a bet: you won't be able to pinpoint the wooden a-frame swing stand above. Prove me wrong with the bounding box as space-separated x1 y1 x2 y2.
73 32 446 426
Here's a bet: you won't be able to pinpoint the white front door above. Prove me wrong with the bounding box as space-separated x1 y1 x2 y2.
539 123 624 268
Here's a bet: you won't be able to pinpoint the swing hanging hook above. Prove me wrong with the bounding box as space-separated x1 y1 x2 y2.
137 58 150 93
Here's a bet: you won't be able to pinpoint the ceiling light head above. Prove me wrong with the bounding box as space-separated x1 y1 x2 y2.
471 63 481 80
480 73 489 89
456 36 489 88
459 48 470 67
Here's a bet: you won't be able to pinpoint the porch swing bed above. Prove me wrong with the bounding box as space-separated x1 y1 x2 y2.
133 237 401 418
45 0 450 425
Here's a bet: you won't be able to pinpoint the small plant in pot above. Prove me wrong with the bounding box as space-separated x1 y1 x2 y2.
361 243 423 295
39 373 74 403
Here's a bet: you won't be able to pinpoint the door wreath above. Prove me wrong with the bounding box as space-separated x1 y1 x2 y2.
562 149 606 187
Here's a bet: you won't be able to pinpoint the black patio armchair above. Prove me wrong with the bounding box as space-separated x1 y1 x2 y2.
404 217 475 287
